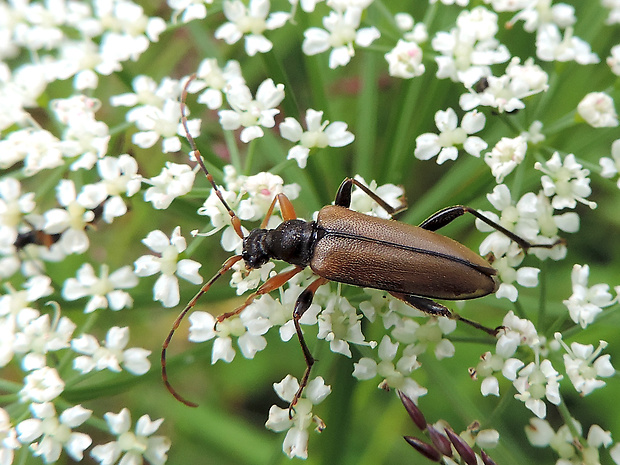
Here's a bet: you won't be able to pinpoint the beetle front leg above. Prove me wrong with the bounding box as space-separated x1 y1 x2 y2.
390 292 500 336
289 277 329 417
334 178 407 217
418 205 563 252
216 266 304 323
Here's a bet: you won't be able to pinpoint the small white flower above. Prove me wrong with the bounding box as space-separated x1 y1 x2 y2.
280 109 354 168
415 108 487 164
513 355 562 419
484 135 527 183
470 311 539 397
90 408 170 465
134 227 202 307
0 128 64 176
130 99 197 152
563 264 615 328
72 326 151 375
460 57 548 112
509 0 575 32
302 7 380 69
527 192 576 261
16 403 92 463
525 418 577 458
521 120 545 145
214 0 290 56
391 317 456 360
349 176 405 219
577 92 619 128
536 25 599 64
43 180 96 255
317 295 371 357
77 154 142 223
189 303 271 363
0 276 54 322
111 75 180 109
352 335 427 403
144 162 197 210
602 0 620 24
169 0 214 23
62 263 138 313
219 79 285 143
599 139 620 189
13 312 76 371
20 367 65 403
192 59 245 110
535 152 596 210
0 407 20 464
432 7 510 86
492 253 540 302
249 274 321 343
385 40 425 79
526 417 612 464
265 375 330 459
554 333 615 396
607 44 620 75
476 184 539 257
95 2 166 73
51 95 111 171
0 177 36 248
394 12 428 43
471 351 505 397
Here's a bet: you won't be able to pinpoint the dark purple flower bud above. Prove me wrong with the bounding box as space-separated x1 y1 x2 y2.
481 450 498 465
403 436 441 462
397 390 427 430
445 428 478 465
427 425 453 457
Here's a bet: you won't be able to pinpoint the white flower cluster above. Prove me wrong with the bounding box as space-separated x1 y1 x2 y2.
470 311 616 420
0 275 163 464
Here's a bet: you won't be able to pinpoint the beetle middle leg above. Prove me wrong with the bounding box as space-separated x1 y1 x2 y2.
390 292 500 336
289 276 329 417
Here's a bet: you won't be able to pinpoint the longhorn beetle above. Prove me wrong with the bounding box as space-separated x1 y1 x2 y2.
162 74 563 412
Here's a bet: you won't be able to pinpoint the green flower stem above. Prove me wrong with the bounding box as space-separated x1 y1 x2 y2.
556 395 585 446
354 48 379 179
223 129 242 173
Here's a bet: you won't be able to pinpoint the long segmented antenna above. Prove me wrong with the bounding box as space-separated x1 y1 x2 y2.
161 74 249 407
161 255 243 407
180 73 244 240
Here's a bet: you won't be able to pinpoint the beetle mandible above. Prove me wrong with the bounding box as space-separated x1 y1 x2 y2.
162 74 562 411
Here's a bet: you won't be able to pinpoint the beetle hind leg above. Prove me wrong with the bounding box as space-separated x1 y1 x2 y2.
418 205 564 252
390 292 500 336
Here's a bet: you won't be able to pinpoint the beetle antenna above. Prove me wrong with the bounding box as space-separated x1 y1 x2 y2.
162 254 244 407
181 74 244 240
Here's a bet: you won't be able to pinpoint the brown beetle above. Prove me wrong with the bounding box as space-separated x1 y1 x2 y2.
162 74 561 410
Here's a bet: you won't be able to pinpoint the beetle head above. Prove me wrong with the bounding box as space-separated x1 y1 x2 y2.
242 229 270 269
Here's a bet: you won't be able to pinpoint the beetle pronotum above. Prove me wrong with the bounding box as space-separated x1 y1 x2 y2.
161 74 563 411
